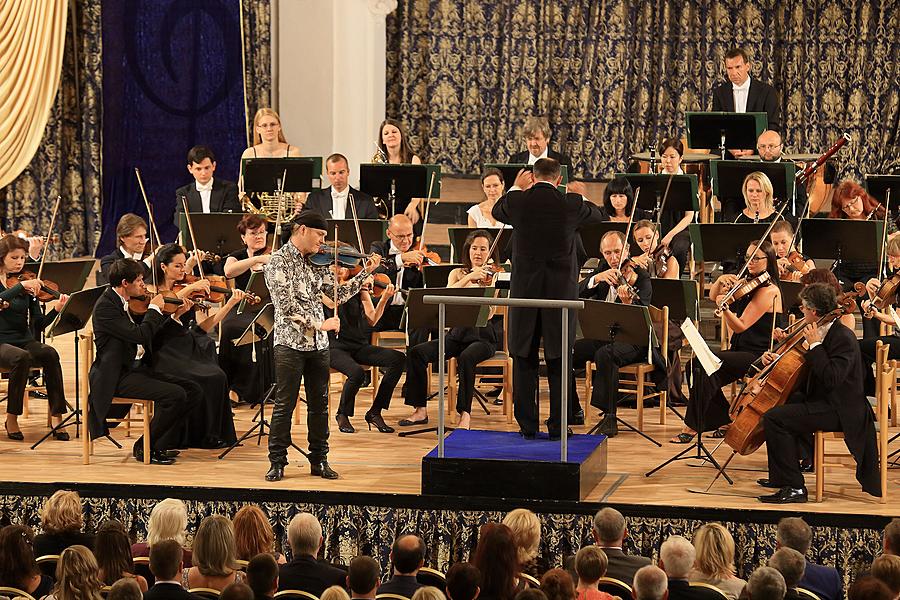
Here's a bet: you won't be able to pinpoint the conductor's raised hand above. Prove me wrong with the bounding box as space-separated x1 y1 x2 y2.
514 168 534 190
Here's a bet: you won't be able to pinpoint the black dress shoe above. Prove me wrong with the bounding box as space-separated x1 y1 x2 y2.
571 411 585 426
265 463 285 481
51 429 70 441
133 448 176 465
310 461 339 479
549 427 574 441
336 414 355 434
519 430 536 440
596 415 618 437
758 486 808 504
398 416 428 427
5 423 24 441
799 459 814 472
365 412 395 433
163 449 180 458
757 478 782 489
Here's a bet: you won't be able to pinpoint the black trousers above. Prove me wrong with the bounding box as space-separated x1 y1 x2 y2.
859 335 900 396
668 229 692 275
0 341 67 417
513 311 569 434
375 305 431 347
571 339 646 416
684 350 758 432
218 310 271 404
114 366 201 451
405 338 495 414
269 345 330 465
330 344 404 416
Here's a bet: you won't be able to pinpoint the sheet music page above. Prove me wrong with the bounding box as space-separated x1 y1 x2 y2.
681 318 722 376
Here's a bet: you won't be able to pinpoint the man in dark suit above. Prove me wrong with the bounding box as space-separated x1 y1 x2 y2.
96 213 151 286
590 507 651 584
775 518 843 600
660 535 725 600
492 158 595 439
711 48 780 156
88 259 200 464
305 153 381 221
769 548 807 600
508 116 572 171
746 567 787 600
377 534 425 598
884 519 900 556
634 566 669 600
145 539 200 600
173 145 241 229
759 282 881 503
247 553 280 600
348 555 381 600
278 513 346 596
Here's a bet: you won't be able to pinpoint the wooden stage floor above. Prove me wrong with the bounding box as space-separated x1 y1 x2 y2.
1 332 897 519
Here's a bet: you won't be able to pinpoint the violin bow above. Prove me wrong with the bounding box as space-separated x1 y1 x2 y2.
621 187 642 261
485 222 507 265
348 193 366 256
180 195 206 279
333 226 340 338
651 174 675 250
36 195 61 281
878 189 892 279
134 168 163 247
417 172 437 253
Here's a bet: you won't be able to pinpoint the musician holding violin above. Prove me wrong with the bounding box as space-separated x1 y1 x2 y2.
0 235 69 441
654 138 695 274
858 237 900 395
97 214 152 285
631 220 679 279
769 220 814 282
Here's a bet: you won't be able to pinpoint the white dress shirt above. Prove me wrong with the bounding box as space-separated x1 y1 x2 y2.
527 147 549 165
331 187 349 220
388 240 407 305
196 178 214 213
732 77 751 113
115 289 160 360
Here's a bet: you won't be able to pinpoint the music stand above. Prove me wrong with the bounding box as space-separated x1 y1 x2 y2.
326 219 387 252
710 160 797 215
241 157 322 193
234 271 271 316
689 223 770 264
780 280 804 312
30 285 107 448
617 173 700 220
423 265 462 288
398 286 494 437
180 213 245 257
447 226 513 263
865 175 900 205
577 223 641 259
650 278 700 322
800 219 882 268
577 300 660 445
358 164 442 217
35 260 94 294
483 163 569 193
686 112 768 159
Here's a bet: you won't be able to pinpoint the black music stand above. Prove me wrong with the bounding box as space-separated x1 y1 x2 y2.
358 164 442 217
447 226 513 263
689 223 770 264
800 219 882 269
326 219 387 252
781 281 804 313
865 175 900 206
651 278 700 323
617 173 700 222
577 223 641 260
30 285 107 448
241 157 322 192
710 160 798 217
398 286 494 437
180 213 245 257
35 260 94 294
686 112 768 159
483 163 569 193
577 300 660 445
234 271 271 317
423 265 462 288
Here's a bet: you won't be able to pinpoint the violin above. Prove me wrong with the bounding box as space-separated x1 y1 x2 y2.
309 243 369 268
404 238 441 267
6 271 62 303
361 273 393 298
174 274 260 306
128 292 184 315
715 271 772 317
649 244 672 275
479 263 505 286
854 273 900 318
778 251 812 282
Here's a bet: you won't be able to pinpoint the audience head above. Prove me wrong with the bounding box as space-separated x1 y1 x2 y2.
872 555 900 597
474 523 519 600
603 177 634 218
94 520 136 585
0 524 40 590
692 523 736 579
884 519 900 555
633 565 668 600
533 158 561 183
193 514 238 577
115 213 148 254
522 116 552 158
233 504 277 562
502 509 542 567
247 552 280 599
574 546 608 585
659 535 695 580
149 539 183 581
592 507 627 546
108 577 143 600
54 545 103 600
288 512 323 558
541 568 576 600
322 585 353 600
446 561 481 600
413 586 448 600
348 555 381 598
516 590 548 600
767 548 805 589
41 489 84 535
850 576 896 600
757 130 783 162
746 567 786 600
391 534 426 575
147 498 189 547
253 107 288 145
220 582 256 600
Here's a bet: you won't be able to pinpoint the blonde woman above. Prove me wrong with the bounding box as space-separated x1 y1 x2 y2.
412 586 447 600
43 545 103 600
239 108 304 211
734 172 776 223
502 509 543 577
33 491 93 562
233 505 286 564
322 585 352 600
181 515 245 591
131 498 193 566
689 523 746 600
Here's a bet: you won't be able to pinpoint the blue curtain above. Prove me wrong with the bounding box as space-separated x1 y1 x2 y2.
99 0 248 254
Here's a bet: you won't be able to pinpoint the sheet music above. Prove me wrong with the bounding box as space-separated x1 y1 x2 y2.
681 318 722 376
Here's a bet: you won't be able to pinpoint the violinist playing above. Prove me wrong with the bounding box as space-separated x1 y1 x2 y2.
97 214 152 285
769 220 814 282
858 237 900 396
631 219 679 279
654 138 696 275
757 283 881 503
671 240 783 443
0 235 69 441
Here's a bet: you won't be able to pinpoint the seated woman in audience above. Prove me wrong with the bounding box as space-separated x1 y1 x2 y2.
233 505 286 564
473 523 524 600
413 586 448 600
468 168 508 228
131 498 193 567
376 118 424 223
0 525 54 598
540 569 576 600
688 524 746 600
182 515 246 591
733 172 777 223
502 509 545 578
43 545 103 600
33 491 94 571
321 585 352 600
573 546 614 600
94 520 148 592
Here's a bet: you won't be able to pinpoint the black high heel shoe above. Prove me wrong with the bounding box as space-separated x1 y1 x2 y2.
336 414 355 434
5 423 24 441
51 429 70 441
365 412 395 433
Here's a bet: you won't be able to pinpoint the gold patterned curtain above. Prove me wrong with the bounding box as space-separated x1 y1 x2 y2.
241 0 272 146
386 1 900 179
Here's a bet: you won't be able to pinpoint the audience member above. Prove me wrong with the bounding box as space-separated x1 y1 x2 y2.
107 577 143 600
689 524 746 600
849 576 895 600
145 540 196 600
473 523 522 600
94 520 148 592
776 518 842 600
871 555 900 598
745 568 786 600
44 545 103 600
33 491 94 576
0 524 54 598
413 586 449 600
247 552 280 600
348 556 381 600
634 565 669 600
504 509 546 578
885 520 900 556
589 508 651 584
658 536 721 600
323 585 354 600
220 582 256 600
132 498 193 567
447 562 481 600
279 513 345 596
234 504 286 563
768 548 805 600
379 534 426 597
542 568 576 600
182 515 245 591
517 591 549 600
572 546 613 600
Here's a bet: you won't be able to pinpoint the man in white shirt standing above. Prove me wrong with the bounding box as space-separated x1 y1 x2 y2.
304 153 380 221
174 145 241 228
711 48 780 156
507 116 572 171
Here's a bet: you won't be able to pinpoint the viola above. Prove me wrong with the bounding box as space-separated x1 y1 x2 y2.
715 271 771 316
854 273 900 318
128 293 184 316
174 274 260 306
6 271 61 303
404 237 441 267
309 243 369 268
361 273 392 298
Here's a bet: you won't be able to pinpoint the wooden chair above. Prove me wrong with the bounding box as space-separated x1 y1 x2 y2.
585 305 669 430
189 589 222 599
0 587 36 600
520 573 541 588
597 576 633 597
417 567 447 587
100 585 111 598
689 582 731 600
375 594 411 600
133 555 154 586
796 588 822 600
814 340 891 502
79 332 153 465
275 592 320 600
234 559 249 570
0 367 49 424
35 554 59 576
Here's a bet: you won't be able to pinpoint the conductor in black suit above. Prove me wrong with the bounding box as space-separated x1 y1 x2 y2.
305 153 381 221
173 145 241 228
492 158 595 439
711 48 780 156
759 282 881 503
507 116 572 171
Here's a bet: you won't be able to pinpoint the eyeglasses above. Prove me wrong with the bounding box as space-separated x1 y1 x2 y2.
391 232 414 240
744 255 766 263
841 196 862 209
758 144 782 150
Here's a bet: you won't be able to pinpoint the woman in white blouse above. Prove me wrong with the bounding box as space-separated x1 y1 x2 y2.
467 168 509 228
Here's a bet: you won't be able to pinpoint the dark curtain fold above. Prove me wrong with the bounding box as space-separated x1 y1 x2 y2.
1 0 103 258
241 0 272 147
386 0 900 179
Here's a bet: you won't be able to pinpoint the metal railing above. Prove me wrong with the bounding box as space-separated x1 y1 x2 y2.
422 295 584 460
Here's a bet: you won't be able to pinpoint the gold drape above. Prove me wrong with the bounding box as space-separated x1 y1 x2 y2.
0 0 68 189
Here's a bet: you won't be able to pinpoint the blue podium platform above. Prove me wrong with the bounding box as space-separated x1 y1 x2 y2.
422 429 608 501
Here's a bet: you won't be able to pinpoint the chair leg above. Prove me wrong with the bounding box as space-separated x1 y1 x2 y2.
143 405 151 465
815 432 824 502
505 359 513 424
82 397 91 465
447 359 457 418
371 365 379 405
636 375 645 431
584 361 593 405
659 390 667 426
